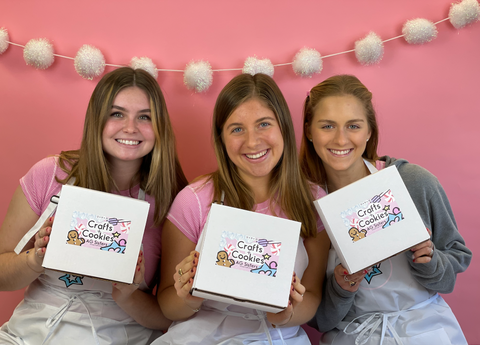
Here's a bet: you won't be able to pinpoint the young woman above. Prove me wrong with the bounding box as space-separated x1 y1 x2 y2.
154 73 330 344
0 67 188 344
301 74 472 345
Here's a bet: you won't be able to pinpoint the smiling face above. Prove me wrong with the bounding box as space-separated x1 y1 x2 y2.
102 86 155 168
222 98 284 188
307 95 371 181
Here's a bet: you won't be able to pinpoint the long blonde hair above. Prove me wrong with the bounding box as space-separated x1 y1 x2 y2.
210 73 317 238
58 67 187 226
300 74 379 188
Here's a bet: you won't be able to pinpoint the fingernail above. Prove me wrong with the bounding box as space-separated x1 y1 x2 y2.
113 283 117 286
288 300 292 306
191 269 194 273
193 259 196 265
137 267 140 271
194 253 198 258
344 270 348 275
294 278 296 283
49 217 53 222
293 272 296 277
364 270 368 274
44 236 48 241
139 259 142 263
140 250 143 256
292 286 295 291
413 259 416 263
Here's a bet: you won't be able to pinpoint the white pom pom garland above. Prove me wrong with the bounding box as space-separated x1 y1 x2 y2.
74 44 105 80
23 38 54 70
402 18 438 44
355 32 384 66
0 28 9 54
292 48 322 77
183 60 213 92
130 56 158 79
449 0 480 29
242 57 274 77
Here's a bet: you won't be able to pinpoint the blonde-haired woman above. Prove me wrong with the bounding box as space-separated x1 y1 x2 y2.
155 73 330 344
301 74 471 345
0 67 187 344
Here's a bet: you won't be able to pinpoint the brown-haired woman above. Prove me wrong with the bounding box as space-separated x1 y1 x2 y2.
155 73 330 344
0 67 187 344
301 74 471 345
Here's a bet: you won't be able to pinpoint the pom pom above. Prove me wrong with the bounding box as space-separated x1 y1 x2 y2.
449 0 480 29
402 18 438 44
0 27 9 54
242 57 274 77
74 44 105 80
292 48 322 77
354 32 384 66
23 38 54 70
130 56 158 79
183 60 213 92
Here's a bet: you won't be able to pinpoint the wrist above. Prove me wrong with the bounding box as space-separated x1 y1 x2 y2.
25 250 44 274
272 310 294 328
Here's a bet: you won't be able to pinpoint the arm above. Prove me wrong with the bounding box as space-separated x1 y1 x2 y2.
157 220 204 321
267 230 331 327
112 250 172 330
0 186 52 291
406 178 472 293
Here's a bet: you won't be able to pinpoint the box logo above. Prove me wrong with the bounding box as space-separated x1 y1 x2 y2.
217 231 281 277
67 212 131 254
342 189 404 242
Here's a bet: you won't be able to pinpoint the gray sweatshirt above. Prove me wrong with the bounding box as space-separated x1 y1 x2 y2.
309 156 472 332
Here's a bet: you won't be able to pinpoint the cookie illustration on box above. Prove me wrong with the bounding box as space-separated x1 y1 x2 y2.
343 189 405 242
216 250 235 267
217 232 281 278
68 211 132 254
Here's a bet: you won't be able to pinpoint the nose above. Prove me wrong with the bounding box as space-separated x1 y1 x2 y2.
245 129 260 148
333 128 348 146
123 116 137 133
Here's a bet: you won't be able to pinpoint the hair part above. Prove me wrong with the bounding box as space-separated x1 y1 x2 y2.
300 74 379 187
58 67 187 226
210 73 317 238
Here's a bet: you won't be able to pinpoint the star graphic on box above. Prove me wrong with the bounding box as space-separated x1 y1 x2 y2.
263 253 271 260
113 232 121 238
364 264 383 284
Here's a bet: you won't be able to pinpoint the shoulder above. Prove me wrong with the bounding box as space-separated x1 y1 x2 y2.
308 181 327 200
381 156 440 190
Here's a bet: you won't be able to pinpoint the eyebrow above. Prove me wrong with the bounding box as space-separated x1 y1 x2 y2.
111 105 151 113
316 118 365 124
226 116 276 130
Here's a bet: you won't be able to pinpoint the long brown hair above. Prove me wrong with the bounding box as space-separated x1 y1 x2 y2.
210 73 317 238
57 67 187 226
300 74 379 188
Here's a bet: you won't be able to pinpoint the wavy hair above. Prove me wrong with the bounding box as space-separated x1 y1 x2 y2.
57 67 187 226
210 73 317 238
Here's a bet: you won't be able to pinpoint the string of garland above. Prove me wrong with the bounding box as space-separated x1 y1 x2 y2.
0 0 478 92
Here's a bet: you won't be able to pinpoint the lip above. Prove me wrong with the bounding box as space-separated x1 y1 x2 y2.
328 148 353 157
243 149 269 162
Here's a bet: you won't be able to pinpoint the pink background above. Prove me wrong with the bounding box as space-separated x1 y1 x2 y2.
1 0 478 343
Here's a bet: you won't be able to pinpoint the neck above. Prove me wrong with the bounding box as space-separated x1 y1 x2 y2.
325 161 370 193
107 159 142 191
243 175 271 204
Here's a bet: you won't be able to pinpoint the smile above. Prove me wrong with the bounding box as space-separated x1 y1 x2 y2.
329 149 352 156
245 150 268 159
116 139 140 146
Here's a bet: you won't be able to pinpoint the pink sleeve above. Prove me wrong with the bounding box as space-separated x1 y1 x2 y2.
19 156 64 216
167 180 212 244
376 160 386 171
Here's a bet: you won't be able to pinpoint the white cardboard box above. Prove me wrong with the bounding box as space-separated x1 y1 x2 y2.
314 166 429 274
42 185 150 284
191 203 301 313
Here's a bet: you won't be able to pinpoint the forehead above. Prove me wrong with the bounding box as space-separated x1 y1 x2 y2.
225 98 276 124
313 95 366 121
113 86 150 106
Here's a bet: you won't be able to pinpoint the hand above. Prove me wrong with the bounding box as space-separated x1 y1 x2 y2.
267 272 305 327
334 264 368 292
26 216 54 273
174 251 203 311
410 228 434 264
112 250 145 303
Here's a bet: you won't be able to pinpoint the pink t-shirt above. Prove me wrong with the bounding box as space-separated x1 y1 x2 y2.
20 156 162 290
167 177 325 244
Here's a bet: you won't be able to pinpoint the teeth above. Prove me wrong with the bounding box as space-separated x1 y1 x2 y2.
330 149 351 155
117 139 140 146
246 150 267 159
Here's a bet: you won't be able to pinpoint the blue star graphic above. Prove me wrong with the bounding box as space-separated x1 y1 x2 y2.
59 274 84 288
364 264 382 284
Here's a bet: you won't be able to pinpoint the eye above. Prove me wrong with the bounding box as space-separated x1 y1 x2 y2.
348 124 361 129
259 122 271 128
231 127 243 134
321 124 334 129
138 114 151 121
110 112 123 118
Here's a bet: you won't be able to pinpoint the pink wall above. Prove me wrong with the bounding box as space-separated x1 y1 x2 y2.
1 1 478 343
